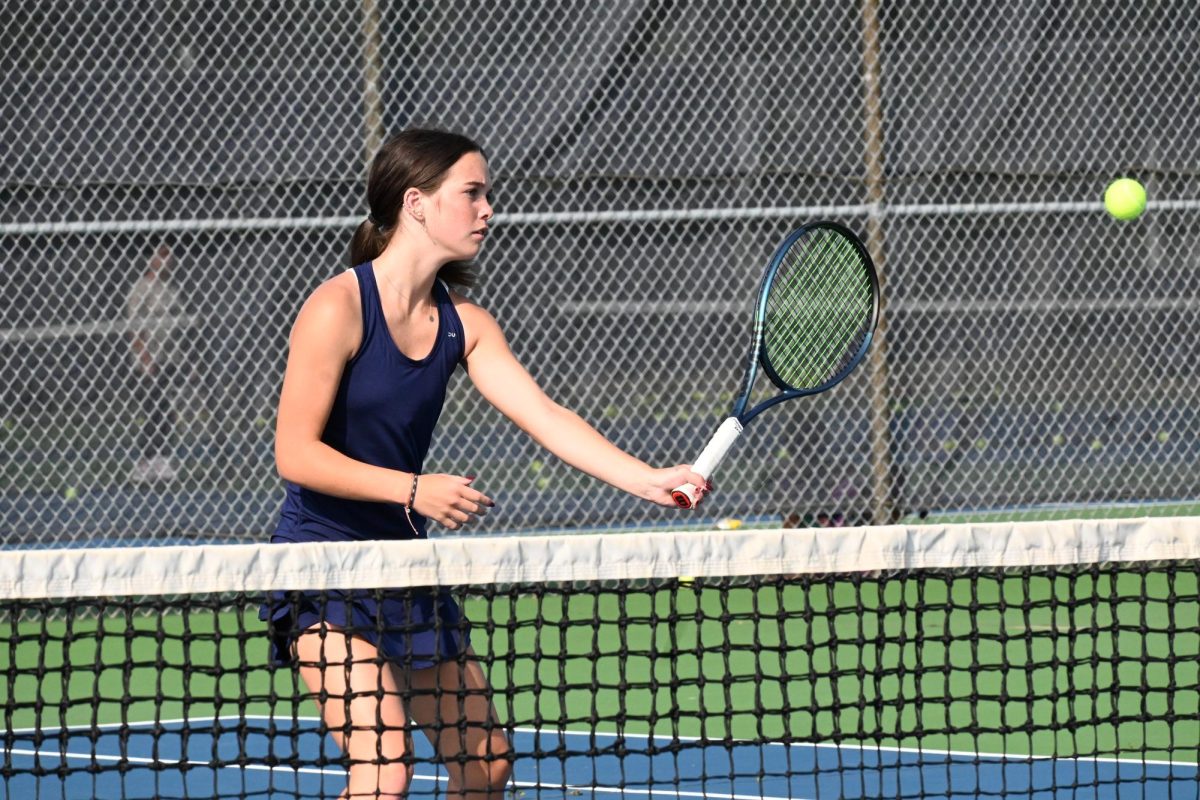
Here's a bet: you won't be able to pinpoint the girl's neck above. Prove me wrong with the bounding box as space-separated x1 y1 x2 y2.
372 241 442 309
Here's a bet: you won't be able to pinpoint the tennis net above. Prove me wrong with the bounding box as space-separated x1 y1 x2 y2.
2 518 1198 799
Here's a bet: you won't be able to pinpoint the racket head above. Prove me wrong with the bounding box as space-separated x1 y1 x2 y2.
754 221 879 397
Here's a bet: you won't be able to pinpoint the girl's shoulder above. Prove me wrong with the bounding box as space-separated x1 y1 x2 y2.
446 288 503 356
290 269 364 344
305 269 362 312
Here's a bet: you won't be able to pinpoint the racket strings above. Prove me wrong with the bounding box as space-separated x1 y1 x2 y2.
774 256 871 380
765 229 873 390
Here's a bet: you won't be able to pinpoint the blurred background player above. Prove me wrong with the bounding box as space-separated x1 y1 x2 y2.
125 242 184 483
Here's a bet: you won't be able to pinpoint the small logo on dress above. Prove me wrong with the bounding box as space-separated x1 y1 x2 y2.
447 331 457 338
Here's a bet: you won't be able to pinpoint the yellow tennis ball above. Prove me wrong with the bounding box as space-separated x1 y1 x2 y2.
1104 178 1146 220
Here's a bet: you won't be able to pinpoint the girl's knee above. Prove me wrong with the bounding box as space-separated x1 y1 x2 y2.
486 757 513 790
456 756 512 797
347 760 413 800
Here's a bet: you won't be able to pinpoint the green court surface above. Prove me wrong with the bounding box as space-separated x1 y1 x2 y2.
3 569 1198 765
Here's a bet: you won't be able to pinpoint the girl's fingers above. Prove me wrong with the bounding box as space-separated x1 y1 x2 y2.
453 499 488 516
470 491 495 508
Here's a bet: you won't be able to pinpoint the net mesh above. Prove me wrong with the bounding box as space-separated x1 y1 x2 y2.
2 518 1198 799
765 226 876 391
3 2 1200 544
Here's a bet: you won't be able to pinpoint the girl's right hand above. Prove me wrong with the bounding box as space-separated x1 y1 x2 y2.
411 474 495 530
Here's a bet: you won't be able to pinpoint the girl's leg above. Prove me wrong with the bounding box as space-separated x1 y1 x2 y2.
295 626 414 800
406 648 512 800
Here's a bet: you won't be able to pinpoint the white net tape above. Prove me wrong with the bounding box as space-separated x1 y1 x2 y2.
3 2 1198 544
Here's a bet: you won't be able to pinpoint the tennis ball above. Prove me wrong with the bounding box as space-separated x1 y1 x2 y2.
63 486 78 501
1104 178 1146 220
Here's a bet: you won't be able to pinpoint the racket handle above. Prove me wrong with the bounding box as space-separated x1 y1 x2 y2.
671 417 744 509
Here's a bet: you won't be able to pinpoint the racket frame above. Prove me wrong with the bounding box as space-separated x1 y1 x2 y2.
736 221 880 422
673 220 880 508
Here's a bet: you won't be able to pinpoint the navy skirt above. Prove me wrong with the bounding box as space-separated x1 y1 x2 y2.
259 586 472 670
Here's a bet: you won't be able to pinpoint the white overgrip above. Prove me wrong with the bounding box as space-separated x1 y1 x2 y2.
671 417 744 509
692 417 745 478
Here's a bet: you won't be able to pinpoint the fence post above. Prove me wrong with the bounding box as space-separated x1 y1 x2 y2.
860 0 899 523
360 0 385 166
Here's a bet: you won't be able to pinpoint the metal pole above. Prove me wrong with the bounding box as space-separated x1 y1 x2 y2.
360 0 385 166
860 0 899 523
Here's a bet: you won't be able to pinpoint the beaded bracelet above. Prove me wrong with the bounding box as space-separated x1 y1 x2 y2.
406 473 419 510
402 473 421 536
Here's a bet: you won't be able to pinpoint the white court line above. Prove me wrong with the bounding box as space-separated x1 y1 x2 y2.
9 715 1198 771
1 747 799 800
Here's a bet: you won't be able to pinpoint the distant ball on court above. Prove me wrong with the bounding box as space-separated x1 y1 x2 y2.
1104 178 1146 220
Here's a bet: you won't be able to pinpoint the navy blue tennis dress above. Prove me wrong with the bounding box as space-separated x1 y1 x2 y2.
260 263 469 668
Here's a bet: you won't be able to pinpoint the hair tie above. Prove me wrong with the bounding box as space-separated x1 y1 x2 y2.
367 212 380 226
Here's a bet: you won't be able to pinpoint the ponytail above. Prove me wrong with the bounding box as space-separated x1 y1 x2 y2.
347 217 389 268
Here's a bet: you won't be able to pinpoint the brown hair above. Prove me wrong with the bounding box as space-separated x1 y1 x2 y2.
348 128 486 289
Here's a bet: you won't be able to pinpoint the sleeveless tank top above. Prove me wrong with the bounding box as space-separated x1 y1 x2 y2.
273 263 465 542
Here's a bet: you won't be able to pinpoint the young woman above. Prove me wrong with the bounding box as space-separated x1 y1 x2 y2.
264 128 710 800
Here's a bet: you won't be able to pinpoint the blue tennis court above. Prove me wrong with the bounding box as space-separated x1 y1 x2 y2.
6 717 1197 799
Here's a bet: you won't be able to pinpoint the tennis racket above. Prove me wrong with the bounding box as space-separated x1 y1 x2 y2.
672 220 880 509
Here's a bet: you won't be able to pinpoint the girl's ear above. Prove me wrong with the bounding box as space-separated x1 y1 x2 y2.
404 188 425 221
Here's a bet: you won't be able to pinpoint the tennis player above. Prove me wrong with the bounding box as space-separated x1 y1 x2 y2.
263 128 710 800
125 242 184 483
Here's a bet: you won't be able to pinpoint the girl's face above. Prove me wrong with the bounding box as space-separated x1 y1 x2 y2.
418 151 493 261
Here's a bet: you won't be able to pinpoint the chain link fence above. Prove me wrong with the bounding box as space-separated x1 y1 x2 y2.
3 1 1199 545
